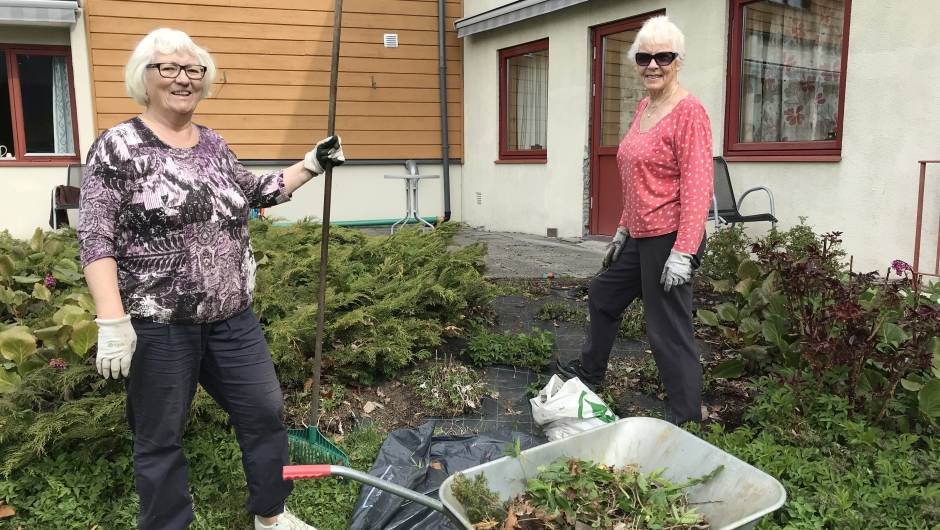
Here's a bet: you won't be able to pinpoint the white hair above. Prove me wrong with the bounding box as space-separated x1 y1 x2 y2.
627 15 687 64
124 28 217 106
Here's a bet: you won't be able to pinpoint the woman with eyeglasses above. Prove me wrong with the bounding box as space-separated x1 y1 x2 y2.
77 28 337 529
557 15 713 427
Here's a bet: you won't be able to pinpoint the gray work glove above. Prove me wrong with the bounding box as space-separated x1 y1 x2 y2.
303 135 345 175
660 250 693 292
95 315 137 379
603 226 630 268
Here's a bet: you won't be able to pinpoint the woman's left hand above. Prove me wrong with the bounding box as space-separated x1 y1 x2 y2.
660 250 693 292
303 135 345 174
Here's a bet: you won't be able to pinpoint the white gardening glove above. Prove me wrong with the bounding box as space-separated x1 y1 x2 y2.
303 135 345 175
660 250 694 292
603 226 629 268
95 315 137 380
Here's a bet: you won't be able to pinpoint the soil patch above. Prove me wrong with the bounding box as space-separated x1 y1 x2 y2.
287 277 754 436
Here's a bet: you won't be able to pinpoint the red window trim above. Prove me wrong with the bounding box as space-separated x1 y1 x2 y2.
0 44 81 167
498 38 549 161
723 0 852 161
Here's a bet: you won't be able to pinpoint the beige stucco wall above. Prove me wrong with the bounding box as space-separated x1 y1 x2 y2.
0 9 461 240
460 0 725 239
460 0 940 273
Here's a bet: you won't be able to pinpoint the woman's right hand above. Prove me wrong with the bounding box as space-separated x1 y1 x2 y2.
95 315 137 379
603 226 630 268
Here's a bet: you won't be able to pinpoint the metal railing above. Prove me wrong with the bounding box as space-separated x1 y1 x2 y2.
912 160 940 286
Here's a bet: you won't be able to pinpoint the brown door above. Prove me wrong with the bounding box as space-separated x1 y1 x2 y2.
589 14 659 235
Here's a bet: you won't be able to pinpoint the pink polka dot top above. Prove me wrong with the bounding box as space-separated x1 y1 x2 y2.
616 94 714 255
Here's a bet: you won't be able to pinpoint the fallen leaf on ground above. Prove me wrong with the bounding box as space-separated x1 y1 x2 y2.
429 461 442 470
711 404 724 411
0 503 14 519
333 436 344 444
473 520 499 530
91 526 99 530
502 510 518 530
303 378 313 391
657 393 665 400
363 401 385 414
377 388 385 397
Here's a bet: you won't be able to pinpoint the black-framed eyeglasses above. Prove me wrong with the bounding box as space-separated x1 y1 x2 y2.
146 63 208 80
635 52 679 67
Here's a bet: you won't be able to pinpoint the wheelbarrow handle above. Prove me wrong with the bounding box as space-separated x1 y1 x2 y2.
283 464 332 480
283 465 469 530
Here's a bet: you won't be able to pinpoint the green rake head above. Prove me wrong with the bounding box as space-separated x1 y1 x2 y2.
287 426 348 465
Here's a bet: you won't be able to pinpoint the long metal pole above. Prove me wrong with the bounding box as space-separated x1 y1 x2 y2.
310 0 343 426
438 0 451 221
913 162 926 288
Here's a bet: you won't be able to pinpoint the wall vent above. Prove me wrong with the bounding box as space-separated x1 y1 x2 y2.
476 192 482 205
384 34 399 48
546 228 558 238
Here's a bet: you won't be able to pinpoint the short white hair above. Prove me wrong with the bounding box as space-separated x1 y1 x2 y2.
627 15 687 64
124 28 217 106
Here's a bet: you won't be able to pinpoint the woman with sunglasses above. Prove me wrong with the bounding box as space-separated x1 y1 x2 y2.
78 28 338 529
557 15 713 426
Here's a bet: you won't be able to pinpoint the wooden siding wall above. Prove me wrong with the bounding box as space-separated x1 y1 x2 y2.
85 0 462 160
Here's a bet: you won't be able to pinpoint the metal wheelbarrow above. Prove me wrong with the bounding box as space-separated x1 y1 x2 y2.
283 417 786 530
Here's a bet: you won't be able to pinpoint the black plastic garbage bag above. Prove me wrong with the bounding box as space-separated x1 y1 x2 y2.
348 421 545 530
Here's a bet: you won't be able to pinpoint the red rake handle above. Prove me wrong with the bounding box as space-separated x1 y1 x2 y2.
282 465 467 528
284 464 333 480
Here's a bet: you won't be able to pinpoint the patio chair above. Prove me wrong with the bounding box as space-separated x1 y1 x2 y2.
708 156 777 229
50 163 84 230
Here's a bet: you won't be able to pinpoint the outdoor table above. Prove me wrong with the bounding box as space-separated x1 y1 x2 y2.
384 173 439 233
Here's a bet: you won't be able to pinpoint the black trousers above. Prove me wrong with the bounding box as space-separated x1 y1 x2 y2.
580 231 706 425
126 307 293 530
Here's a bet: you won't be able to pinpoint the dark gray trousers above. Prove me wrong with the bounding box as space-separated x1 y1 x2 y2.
126 307 292 530
581 231 706 425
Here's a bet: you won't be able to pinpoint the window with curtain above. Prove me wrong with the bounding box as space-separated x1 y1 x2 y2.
0 46 78 164
499 39 549 161
725 0 850 160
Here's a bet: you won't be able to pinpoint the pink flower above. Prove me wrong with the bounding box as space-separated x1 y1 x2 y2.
891 260 912 276
45 274 56 289
49 358 68 370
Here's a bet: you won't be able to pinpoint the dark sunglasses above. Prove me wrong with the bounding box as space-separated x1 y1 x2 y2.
635 52 679 67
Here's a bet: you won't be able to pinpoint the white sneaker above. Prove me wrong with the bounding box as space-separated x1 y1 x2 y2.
254 507 317 530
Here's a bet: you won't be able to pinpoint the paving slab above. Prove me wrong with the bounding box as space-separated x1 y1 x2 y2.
359 224 609 279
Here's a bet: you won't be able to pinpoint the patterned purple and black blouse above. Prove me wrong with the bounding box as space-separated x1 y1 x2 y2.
78 117 290 324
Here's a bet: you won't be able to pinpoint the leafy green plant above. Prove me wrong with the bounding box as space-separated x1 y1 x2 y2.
525 373 549 399
699 225 752 282
516 456 722 529
464 327 555 370
407 356 489 415
707 379 940 529
536 301 584 323
250 221 495 385
0 229 97 393
320 383 348 412
618 300 645 339
451 472 506 525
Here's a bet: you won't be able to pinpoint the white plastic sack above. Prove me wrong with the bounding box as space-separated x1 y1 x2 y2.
530 374 617 441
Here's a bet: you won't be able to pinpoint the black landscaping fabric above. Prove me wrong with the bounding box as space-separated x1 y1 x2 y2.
348 421 545 530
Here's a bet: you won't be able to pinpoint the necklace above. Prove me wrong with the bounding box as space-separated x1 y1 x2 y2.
645 83 680 118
